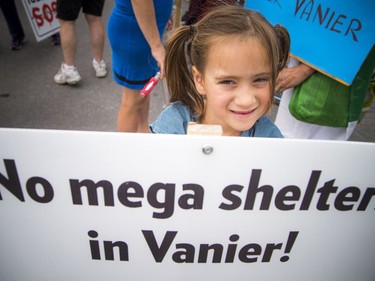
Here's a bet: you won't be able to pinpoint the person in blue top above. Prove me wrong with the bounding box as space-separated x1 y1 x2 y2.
150 5 290 137
108 0 173 133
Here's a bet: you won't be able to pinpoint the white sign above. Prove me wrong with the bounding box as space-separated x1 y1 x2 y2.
21 0 60 42
0 128 374 281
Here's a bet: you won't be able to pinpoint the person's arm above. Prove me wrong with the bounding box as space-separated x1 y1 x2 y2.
131 0 166 78
275 63 315 93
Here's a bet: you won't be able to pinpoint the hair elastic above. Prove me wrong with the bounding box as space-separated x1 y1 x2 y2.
189 25 195 38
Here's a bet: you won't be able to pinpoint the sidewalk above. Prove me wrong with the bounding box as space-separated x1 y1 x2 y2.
0 1 374 142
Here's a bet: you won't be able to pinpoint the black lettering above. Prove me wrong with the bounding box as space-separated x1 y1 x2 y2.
298 0 313 20
117 181 144 207
70 179 114 206
300 170 321 210
88 230 129 261
244 169 273 210
294 0 308 16
225 234 239 263
275 185 300 210
280 231 299 262
173 244 195 263
345 18 361 42
313 4 330 25
357 188 375 211
317 180 338 210
219 184 243 210
296 1 361 42
325 11 336 29
238 243 261 263
142 230 177 263
334 186 360 211
104 240 129 261
88 230 101 260
330 14 346 33
178 183 204 210
26 177 54 203
0 159 24 201
198 244 223 263
262 243 282 262
147 183 175 219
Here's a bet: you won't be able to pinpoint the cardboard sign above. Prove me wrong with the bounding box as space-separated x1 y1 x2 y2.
0 128 374 281
246 0 375 85
21 0 60 42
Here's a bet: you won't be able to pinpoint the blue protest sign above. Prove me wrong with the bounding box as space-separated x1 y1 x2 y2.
246 0 375 85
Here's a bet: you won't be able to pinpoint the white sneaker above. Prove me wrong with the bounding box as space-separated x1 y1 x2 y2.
92 59 107 78
54 64 81 85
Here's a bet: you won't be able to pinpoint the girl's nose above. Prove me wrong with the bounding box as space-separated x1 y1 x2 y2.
234 85 256 107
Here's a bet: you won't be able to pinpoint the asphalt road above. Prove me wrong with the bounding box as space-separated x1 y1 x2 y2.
0 1 374 142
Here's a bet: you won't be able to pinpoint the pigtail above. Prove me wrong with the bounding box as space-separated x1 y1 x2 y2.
165 25 203 115
274 24 291 72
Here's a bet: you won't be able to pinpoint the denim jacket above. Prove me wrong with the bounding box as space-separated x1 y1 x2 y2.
150 102 283 138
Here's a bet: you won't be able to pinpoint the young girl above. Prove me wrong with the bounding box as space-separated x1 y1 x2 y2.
150 5 290 137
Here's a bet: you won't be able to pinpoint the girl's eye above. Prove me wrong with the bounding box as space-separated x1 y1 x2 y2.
219 80 235 85
254 76 269 84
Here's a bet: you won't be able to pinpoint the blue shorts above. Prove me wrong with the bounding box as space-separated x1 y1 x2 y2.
107 0 173 90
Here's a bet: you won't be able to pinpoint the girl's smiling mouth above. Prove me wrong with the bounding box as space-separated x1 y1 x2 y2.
230 108 256 116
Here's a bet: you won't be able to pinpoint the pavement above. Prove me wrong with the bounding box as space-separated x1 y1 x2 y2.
0 1 374 142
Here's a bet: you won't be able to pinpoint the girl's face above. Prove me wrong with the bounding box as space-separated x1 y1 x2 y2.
192 36 272 136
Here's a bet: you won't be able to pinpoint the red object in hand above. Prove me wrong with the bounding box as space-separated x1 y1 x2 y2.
140 72 161 97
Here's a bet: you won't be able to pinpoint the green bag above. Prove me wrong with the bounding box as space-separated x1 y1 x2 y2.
289 72 349 127
289 47 375 128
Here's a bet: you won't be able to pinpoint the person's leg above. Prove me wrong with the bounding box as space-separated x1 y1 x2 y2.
51 33 61 46
54 0 82 84
0 0 25 49
85 13 105 63
82 0 105 63
59 19 77 66
85 13 107 77
138 96 151 133
55 19 81 84
118 87 150 133
0 0 24 40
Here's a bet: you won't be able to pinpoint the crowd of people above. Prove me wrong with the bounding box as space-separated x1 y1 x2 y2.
1 0 373 141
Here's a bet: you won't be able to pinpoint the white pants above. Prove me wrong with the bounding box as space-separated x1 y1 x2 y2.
275 58 356 141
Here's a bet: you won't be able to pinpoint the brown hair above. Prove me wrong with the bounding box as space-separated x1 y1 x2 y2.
165 5 290 117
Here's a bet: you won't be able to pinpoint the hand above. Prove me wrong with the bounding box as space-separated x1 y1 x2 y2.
150 43 166 79
166 16 174 31
275 63 315 93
